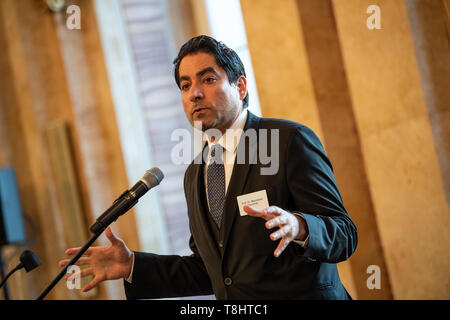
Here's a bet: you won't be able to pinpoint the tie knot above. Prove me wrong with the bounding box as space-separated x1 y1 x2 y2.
210 144 223 164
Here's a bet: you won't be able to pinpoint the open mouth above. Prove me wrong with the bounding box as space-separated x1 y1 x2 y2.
192 107 207 115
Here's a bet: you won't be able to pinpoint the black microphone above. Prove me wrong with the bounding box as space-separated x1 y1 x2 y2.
89 167 164 234
19 250 41 272
0 250 40 289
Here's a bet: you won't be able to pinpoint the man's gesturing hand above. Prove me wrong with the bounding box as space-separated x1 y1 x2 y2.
58 227 133 292
244 205 308 258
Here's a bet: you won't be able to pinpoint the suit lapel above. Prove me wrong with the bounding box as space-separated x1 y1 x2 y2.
220 111 260 255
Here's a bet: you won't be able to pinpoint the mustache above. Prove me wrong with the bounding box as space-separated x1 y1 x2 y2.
191 105 210 114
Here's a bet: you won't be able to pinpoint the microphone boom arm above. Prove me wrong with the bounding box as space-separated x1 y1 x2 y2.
36 168 163 300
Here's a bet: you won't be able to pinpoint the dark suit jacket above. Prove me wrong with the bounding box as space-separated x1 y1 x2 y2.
125 111 357 299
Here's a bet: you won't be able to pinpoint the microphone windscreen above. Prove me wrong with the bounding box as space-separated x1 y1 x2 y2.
141 167 164 188
20 250 40 272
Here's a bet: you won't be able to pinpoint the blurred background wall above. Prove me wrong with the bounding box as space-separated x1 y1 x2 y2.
0 0 448 300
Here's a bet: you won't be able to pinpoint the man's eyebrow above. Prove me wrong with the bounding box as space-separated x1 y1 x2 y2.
179 75 190 83
196 67 219 78
179 67 219 83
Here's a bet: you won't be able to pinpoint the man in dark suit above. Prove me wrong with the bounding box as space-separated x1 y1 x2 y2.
60 35 357 299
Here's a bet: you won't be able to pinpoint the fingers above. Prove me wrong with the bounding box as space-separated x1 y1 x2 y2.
274 238 289 258
65 247 93 256
245 205 293 257
270 225 291 241
105 226 121 245
244 205 281 221
243 205 265 217
60 248 93 270
265 215 288 229
59 257 90 268
82 276 101 292
263 206 282 216
65 267 93 281
271 224 293 258
64 267 102 293
262 210 301 258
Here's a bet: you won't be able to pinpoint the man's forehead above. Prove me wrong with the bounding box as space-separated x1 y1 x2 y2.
179 52 222 77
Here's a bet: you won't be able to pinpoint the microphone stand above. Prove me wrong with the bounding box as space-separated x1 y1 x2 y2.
36 230 102 300
36 168 163 300
37 189 138 300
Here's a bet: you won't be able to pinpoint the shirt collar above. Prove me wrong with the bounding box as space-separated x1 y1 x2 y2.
205 108 248 154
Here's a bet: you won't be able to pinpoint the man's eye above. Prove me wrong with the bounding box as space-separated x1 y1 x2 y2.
205 77 216 83
181 83 190 91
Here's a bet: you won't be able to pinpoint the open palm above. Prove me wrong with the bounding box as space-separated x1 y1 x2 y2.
59 227 133 292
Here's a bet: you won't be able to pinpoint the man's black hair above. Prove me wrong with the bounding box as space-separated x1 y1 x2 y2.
173 35 249 109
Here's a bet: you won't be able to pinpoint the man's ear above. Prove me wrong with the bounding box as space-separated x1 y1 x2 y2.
236 76 247 100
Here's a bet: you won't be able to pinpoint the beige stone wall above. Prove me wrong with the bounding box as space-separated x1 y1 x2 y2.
332 0 449 299
406 0 450 210
239 0 323 140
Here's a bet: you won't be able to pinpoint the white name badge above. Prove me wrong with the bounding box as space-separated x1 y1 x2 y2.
237 190 269 216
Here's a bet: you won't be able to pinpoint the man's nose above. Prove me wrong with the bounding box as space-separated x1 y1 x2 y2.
190 86 204 102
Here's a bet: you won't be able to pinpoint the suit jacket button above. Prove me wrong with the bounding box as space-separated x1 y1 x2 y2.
224 277 232 286
218 241 224 248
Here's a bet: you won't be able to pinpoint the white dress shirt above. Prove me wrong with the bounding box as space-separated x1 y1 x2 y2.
202 109 308 247
203 108 248 207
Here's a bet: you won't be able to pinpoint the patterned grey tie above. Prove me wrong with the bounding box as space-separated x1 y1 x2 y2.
207 144 225 228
